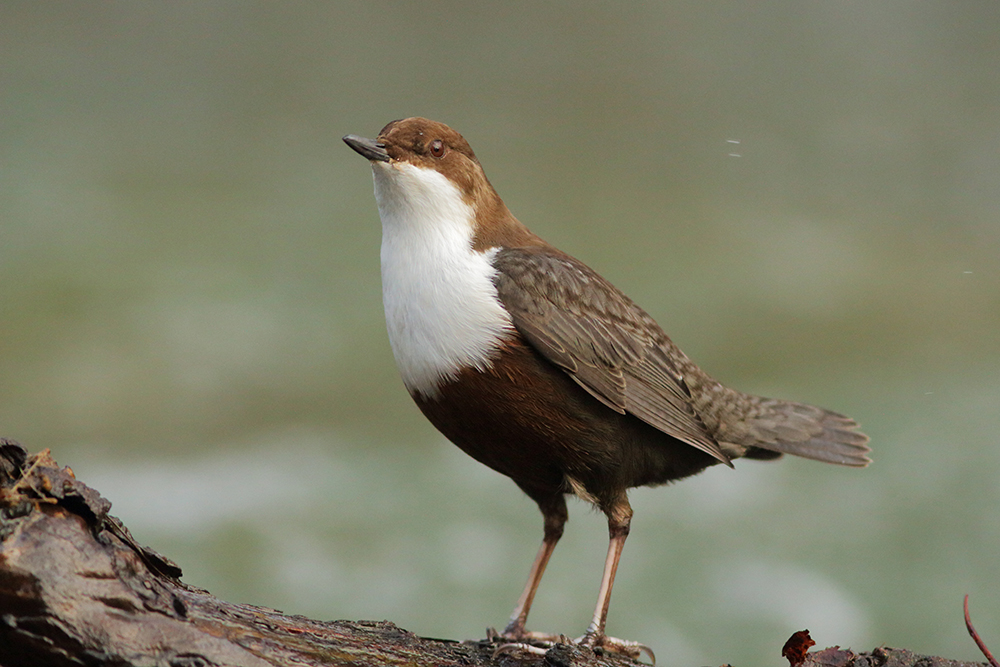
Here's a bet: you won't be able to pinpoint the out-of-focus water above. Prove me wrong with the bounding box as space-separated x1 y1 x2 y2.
3 4 1000 665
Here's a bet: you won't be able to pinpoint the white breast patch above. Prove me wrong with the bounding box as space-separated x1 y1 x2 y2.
372 161 514 398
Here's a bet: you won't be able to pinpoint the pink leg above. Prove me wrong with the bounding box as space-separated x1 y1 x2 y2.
582 496 632 641
501 494 567 638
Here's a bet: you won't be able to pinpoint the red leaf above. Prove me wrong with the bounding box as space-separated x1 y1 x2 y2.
782 629 817 667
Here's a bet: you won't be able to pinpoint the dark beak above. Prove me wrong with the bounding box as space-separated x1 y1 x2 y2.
343 134 390 162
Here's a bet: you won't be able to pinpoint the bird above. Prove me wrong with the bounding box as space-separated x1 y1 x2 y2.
343 117 870 659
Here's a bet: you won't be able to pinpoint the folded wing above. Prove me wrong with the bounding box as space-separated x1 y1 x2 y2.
491 246 729 464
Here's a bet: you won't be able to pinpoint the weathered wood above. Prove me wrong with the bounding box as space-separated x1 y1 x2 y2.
0 440 987 667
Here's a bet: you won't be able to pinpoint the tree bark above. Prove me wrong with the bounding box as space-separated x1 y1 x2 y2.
0 440 987 667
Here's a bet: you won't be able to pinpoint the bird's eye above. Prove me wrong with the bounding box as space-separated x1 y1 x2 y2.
429 139 445 158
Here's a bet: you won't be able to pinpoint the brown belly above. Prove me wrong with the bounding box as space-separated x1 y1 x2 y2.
412 337 720 506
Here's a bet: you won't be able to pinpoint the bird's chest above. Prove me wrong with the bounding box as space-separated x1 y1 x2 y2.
379 219 514 399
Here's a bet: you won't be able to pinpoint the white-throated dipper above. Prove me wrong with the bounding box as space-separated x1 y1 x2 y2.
343 118 870 659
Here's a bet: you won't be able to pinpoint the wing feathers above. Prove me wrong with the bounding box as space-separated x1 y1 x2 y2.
492 247 729 463
491 246 869 469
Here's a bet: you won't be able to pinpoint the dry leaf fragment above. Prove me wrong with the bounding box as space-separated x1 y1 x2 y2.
782 629 816 667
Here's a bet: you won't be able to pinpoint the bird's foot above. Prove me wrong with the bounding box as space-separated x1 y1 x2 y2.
487 627 654 664
487 626 568 658
577 630 656 663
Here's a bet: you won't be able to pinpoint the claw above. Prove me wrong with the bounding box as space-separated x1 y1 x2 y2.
488 627 655 664
488 626 568 646
577 632 656 664
492 642 549 659
522 630 570 644
488 628 573 660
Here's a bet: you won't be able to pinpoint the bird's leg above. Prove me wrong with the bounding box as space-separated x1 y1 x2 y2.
493 493 567 643
582 495 631 641
576 496 654 663
501 534 558 638
493 493 653 663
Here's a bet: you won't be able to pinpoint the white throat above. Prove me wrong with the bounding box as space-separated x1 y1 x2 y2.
372 161 513 398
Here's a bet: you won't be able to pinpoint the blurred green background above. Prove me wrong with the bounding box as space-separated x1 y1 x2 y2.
3 3 999 665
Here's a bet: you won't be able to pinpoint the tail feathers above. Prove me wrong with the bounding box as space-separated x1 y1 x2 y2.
726 398 871 467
